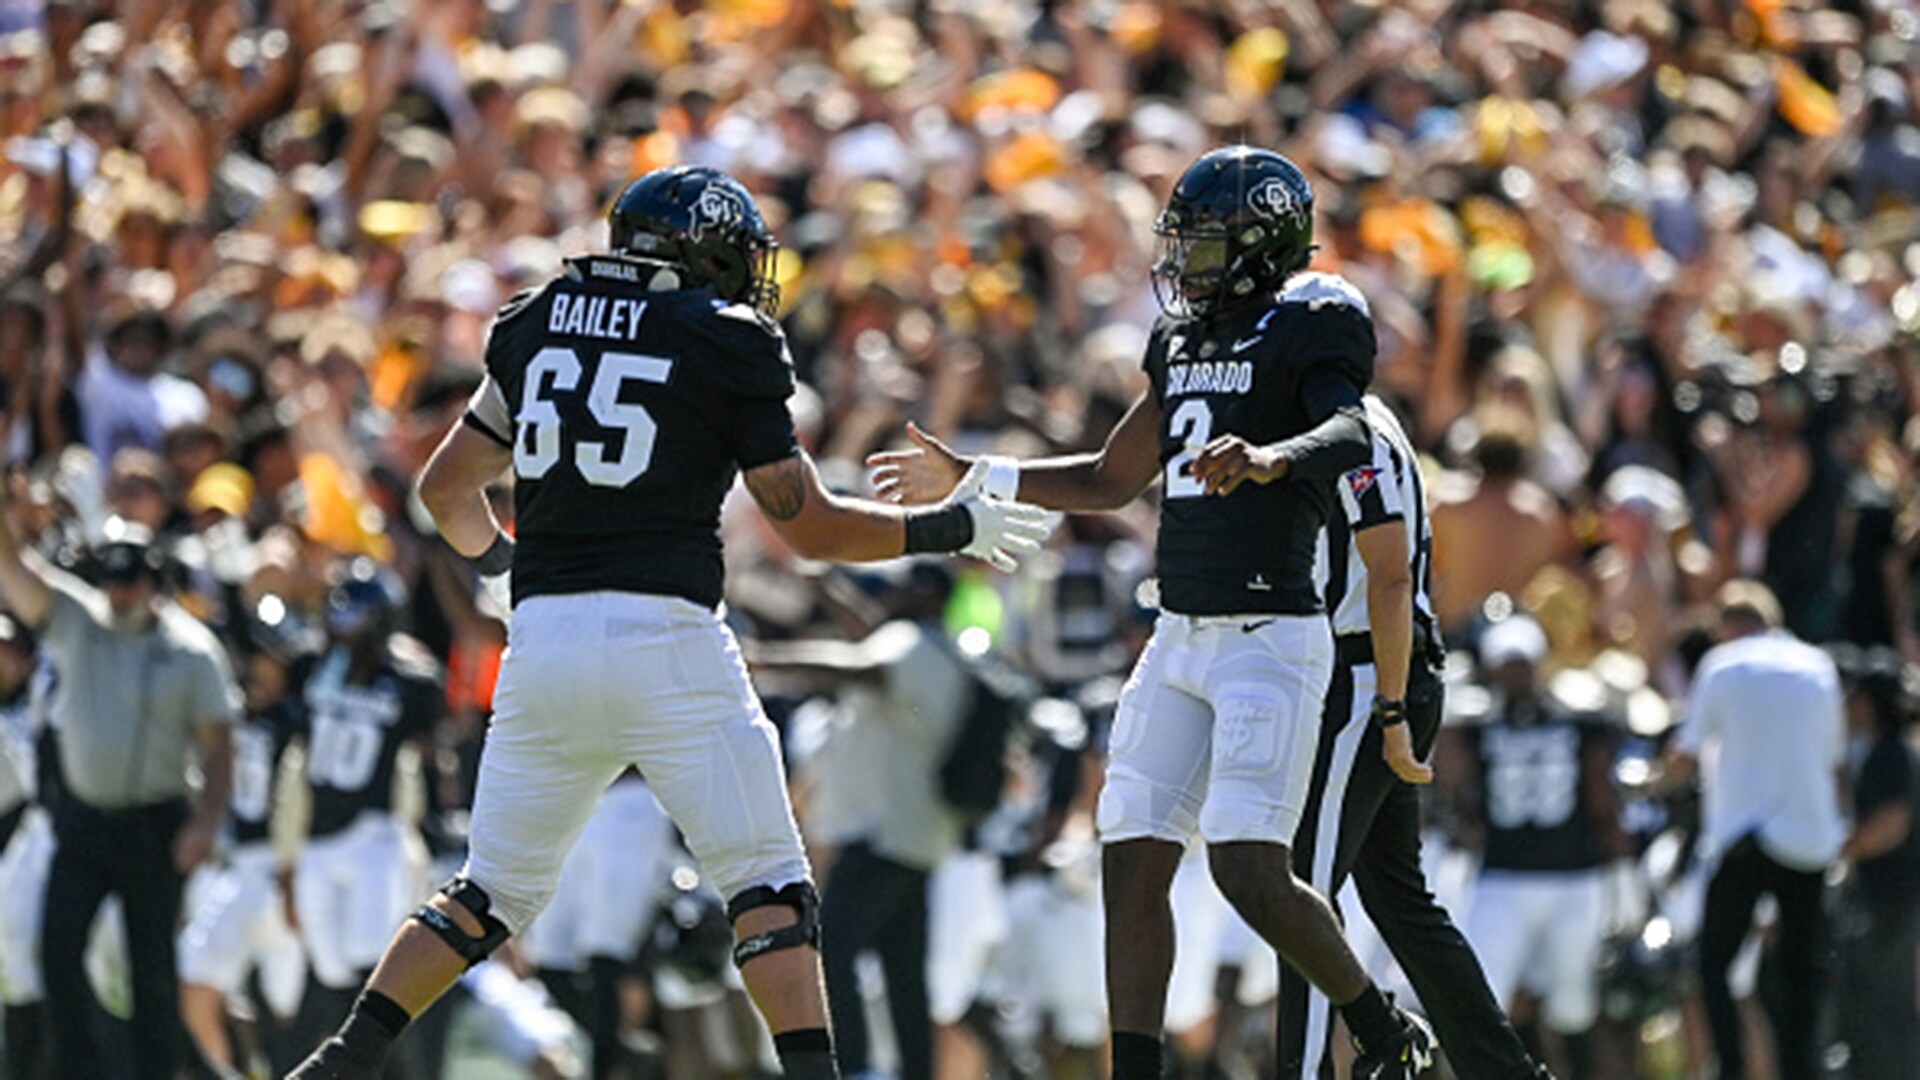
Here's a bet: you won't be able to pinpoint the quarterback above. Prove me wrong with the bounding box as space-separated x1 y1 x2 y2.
871 146 1436 1080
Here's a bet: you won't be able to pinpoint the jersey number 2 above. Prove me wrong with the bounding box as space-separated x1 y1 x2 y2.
1163 399 1213 499
515 347 674 487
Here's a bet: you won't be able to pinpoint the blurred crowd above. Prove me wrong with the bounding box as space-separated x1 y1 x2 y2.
1 0 1919 1077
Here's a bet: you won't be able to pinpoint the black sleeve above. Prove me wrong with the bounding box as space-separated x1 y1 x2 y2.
1272 366 1370 480
689 302 801 470
401 675 444 740
730 397 801 471
694 303 799 401
1857 740 1916 818
1285 299 1376 391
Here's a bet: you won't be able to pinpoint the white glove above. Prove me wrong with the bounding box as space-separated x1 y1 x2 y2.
943 461 1053 572
480 572 513 620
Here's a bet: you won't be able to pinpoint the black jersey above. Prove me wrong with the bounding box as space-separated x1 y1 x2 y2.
1144 272 1376 616
299 642 442 839
1466 699 1614 873
463 255 799 609
230 701 299 847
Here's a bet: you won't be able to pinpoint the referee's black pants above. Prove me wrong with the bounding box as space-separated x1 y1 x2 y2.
42 796 189 1080
1697 833 1826 1080
819 841 933 1080
1276 641 1537 1080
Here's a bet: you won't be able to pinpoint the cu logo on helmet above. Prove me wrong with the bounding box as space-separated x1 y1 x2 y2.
1247 177 1308 228
691 185 747 239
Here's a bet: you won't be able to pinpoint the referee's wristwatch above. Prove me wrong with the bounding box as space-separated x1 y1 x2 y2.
1370 695 1408 728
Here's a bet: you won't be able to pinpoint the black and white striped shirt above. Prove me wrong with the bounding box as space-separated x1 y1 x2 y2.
1321 396 1440 651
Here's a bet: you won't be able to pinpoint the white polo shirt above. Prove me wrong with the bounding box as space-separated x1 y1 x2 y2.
1675 630 1846 871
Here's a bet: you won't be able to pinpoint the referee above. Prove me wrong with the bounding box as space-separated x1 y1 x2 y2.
1275 396 1548 1080
0 500 238 1080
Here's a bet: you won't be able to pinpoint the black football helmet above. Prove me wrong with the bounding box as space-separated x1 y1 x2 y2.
1153 146 1316 319
608 165 780 315
325 557 405 642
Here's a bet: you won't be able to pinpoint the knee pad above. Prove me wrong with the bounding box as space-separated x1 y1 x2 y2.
412 877 512 969
725 880 820 968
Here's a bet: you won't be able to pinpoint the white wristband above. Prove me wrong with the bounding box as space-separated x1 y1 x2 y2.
980 456 1022 502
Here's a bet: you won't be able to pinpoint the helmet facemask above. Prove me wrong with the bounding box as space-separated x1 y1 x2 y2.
1152 146 1319 320
1151 221 1233 319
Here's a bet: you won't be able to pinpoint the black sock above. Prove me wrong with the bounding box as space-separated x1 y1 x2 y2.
336 989 411 1063
1112 1030 1165 1080
772 1027 838 1079
1339 983 1401 1052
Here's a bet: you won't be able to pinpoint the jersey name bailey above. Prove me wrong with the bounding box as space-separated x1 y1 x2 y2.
1166 360 1254 397
548 293 649 341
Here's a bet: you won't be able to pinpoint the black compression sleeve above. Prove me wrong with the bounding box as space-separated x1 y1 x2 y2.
1273 368 1370 479
903 504 974 554
468 533 514 576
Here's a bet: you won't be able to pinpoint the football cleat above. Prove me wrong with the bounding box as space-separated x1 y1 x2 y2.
1351 1007 1437 1079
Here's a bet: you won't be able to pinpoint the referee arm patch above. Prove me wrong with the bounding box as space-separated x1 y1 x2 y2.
1338 436 1404 527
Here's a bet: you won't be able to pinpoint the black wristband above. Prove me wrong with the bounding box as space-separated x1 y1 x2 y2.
902 504 974 554
1371 696 1408 728
468 533 514 576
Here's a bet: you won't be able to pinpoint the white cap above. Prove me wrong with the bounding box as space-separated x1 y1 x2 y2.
1564 31 1649 99
1480 613 1548 669
1602 465 1689 533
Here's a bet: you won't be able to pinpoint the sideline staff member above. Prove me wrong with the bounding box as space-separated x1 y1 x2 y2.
0 498 238 1080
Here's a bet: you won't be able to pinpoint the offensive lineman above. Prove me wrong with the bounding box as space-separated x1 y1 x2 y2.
1276 395 1550 1079
287 164 1051 1079
869 146 1436 1080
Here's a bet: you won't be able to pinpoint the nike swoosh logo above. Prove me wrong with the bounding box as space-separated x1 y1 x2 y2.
1241 619 1276 633
1232 336 1263 353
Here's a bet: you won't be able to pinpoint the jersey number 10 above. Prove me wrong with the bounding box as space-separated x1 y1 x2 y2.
515 346 676 487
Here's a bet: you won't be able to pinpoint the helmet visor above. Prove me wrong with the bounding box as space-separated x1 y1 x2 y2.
1152 227 1230 317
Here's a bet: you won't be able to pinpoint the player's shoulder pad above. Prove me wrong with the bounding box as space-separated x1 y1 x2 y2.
492 284 547 329
386 633 444 685
1270 272 1375 387
1546 668 1624 728
687 296 795 400
1278 271 1372 317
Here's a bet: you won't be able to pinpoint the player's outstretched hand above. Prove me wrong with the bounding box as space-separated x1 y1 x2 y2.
1382 723 1434 785
943 460 1053 572
868 421 968 505
1192 435 1290 496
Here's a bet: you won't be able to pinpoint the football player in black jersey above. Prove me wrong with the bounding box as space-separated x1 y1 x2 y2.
180 615 308 1078
287 165 1051 1080
1277 396 1550 1080
1450 612 1628 1080
869 146 1436 1080
292 559 444 1075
